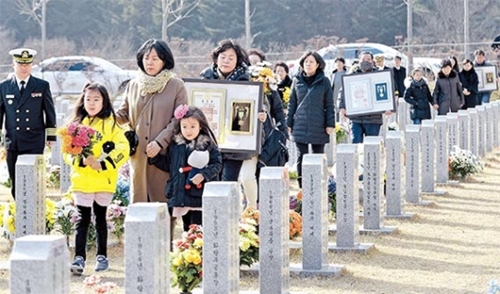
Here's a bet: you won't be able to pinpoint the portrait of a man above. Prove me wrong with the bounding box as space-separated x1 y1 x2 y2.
230 101 253 134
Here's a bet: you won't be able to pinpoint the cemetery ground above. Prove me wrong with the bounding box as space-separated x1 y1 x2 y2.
1 154 500 293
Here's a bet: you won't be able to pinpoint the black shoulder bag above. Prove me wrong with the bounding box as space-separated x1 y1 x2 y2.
126 95 155 156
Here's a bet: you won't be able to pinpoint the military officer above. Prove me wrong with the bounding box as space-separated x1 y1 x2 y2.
0 48 57 199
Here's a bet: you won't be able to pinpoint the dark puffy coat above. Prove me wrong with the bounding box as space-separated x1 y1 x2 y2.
150 134 222 208
263 90 288 138
432 70 465 115
403 79 433 120
393 66 407 97
459 68 479 109
286 71 335 145
200 63 253 161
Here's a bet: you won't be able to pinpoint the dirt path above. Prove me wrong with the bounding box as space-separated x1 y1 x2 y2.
1 151 500 293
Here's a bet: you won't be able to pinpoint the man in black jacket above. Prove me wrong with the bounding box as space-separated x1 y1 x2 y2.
393 55 407 98
0 48 57 199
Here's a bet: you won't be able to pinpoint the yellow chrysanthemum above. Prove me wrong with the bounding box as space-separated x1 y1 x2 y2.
6 215 15 233
239 239 251 252
183 249 201 265
172 256 183 267
283 86 291 104
193 238 203 249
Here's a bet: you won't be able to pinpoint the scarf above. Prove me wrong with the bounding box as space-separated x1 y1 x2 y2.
212 64 248 81
412 78 426 87
138 69 176 96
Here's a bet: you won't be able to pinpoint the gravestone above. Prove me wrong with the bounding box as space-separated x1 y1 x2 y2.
15 155 46 238
477 106 486 157
259 167 290 292
10 235 69 294
333 144 373 253
60 160 71 194
491 102 499 147
485 104 493 152
125 203 169 294
324 132 336 167
405 125 430 205
298 155 344 276
420 120 446 195
469 109 479 156
397 98 409 130
360 136 397 234
202 182 239 294
435 116 449 184
385 131 414 219
457 110 470 151
446 113 459 153
51 113 65 166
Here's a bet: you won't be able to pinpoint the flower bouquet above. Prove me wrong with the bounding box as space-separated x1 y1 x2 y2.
250 64 278 95
106 200 127 243
0 202 15 241
335 123 349 144
46 198 57 234
289 189 303 215
328 174 337 218
239 218 259 267
54 195 80 246
449 145 484 179
282 86 291 109
170 224 203 293
57 122 96 159
289 210 302 240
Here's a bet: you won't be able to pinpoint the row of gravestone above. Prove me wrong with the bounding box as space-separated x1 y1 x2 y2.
8 100 500 293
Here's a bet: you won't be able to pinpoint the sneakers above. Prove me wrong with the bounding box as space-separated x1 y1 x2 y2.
70 256 85 276
95 255 109 272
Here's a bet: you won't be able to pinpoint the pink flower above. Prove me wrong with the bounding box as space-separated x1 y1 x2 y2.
83 274 101 287
174 104 190 120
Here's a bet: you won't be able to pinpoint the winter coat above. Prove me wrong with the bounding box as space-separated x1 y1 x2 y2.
459 68 479 109
432 70 464 115
286 70 335 145
150 133 222 208
63 116 130 194
393 66 407 97
263 90 288 139
403 79 433 120
277 75 293 102
200 63 254 161
116 76 189 203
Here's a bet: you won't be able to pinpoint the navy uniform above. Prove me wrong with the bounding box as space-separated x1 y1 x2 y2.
0 48 56 199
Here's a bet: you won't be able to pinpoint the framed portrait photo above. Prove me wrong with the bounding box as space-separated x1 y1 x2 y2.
342 70 396 117
183 78 264 154
476 66 498 92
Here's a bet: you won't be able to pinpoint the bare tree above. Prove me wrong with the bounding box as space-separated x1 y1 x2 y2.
161 0 201 41
16 0 50 60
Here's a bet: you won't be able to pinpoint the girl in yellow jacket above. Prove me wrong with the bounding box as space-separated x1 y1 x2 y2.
62 82 129 275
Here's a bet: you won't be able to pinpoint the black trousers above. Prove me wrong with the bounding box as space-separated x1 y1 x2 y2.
181 210 202 232
295 142 325 188
6 150 19 199
75 202 108 260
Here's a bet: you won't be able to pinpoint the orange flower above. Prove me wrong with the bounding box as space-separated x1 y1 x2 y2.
289 210 302 240
296 189 303 201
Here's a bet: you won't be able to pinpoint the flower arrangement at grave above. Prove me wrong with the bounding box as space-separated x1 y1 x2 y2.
45 198 57 233
170 224 203 293
289 210 302 240
239 217 260 267
54 194 80 246
57 122 97 159
448 145 484 179
106 200 126 243
46 165 61 190
0 202 15 240
289 189 303 215
327 174 337 219
335 122 349 144
83 274 117 294
241 206 259 231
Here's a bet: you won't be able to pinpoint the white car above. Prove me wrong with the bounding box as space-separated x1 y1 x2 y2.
287 43 440 81
31 56 137 97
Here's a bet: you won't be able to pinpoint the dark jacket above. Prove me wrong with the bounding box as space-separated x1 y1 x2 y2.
286 70 334 145
277 75 292 103
432 70 465 115
200 63 253 161
393 66 407 97
403 79 433 120
459 68 479 109
0 75 56 153
151 133 222 208
339 66 385 124
263 90 288 139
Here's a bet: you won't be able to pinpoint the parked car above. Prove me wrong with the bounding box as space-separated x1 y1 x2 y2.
31 56 137 97
287 43 440 81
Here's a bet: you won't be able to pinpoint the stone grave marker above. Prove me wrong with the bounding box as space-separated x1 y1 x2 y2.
125 203 169 294
397 97 409 130
333 144 373 253
15 154 46 238
457 109 470 151
298 155 344 276
446 112 459 153
477 106 486 157
405 125 431 205
51 113 65 166
202 182 239 294
360 136 397 234
491 102 499 147
469 109 479 156
324 132 336 167
420 120 446 195
10 235 69 294
485 104 493 152
385 131 414 219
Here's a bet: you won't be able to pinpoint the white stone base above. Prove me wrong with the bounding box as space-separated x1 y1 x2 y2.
332 242 374 254
359 226 398 235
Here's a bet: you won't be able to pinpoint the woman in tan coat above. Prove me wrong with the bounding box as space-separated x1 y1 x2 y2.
116 39 188 204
